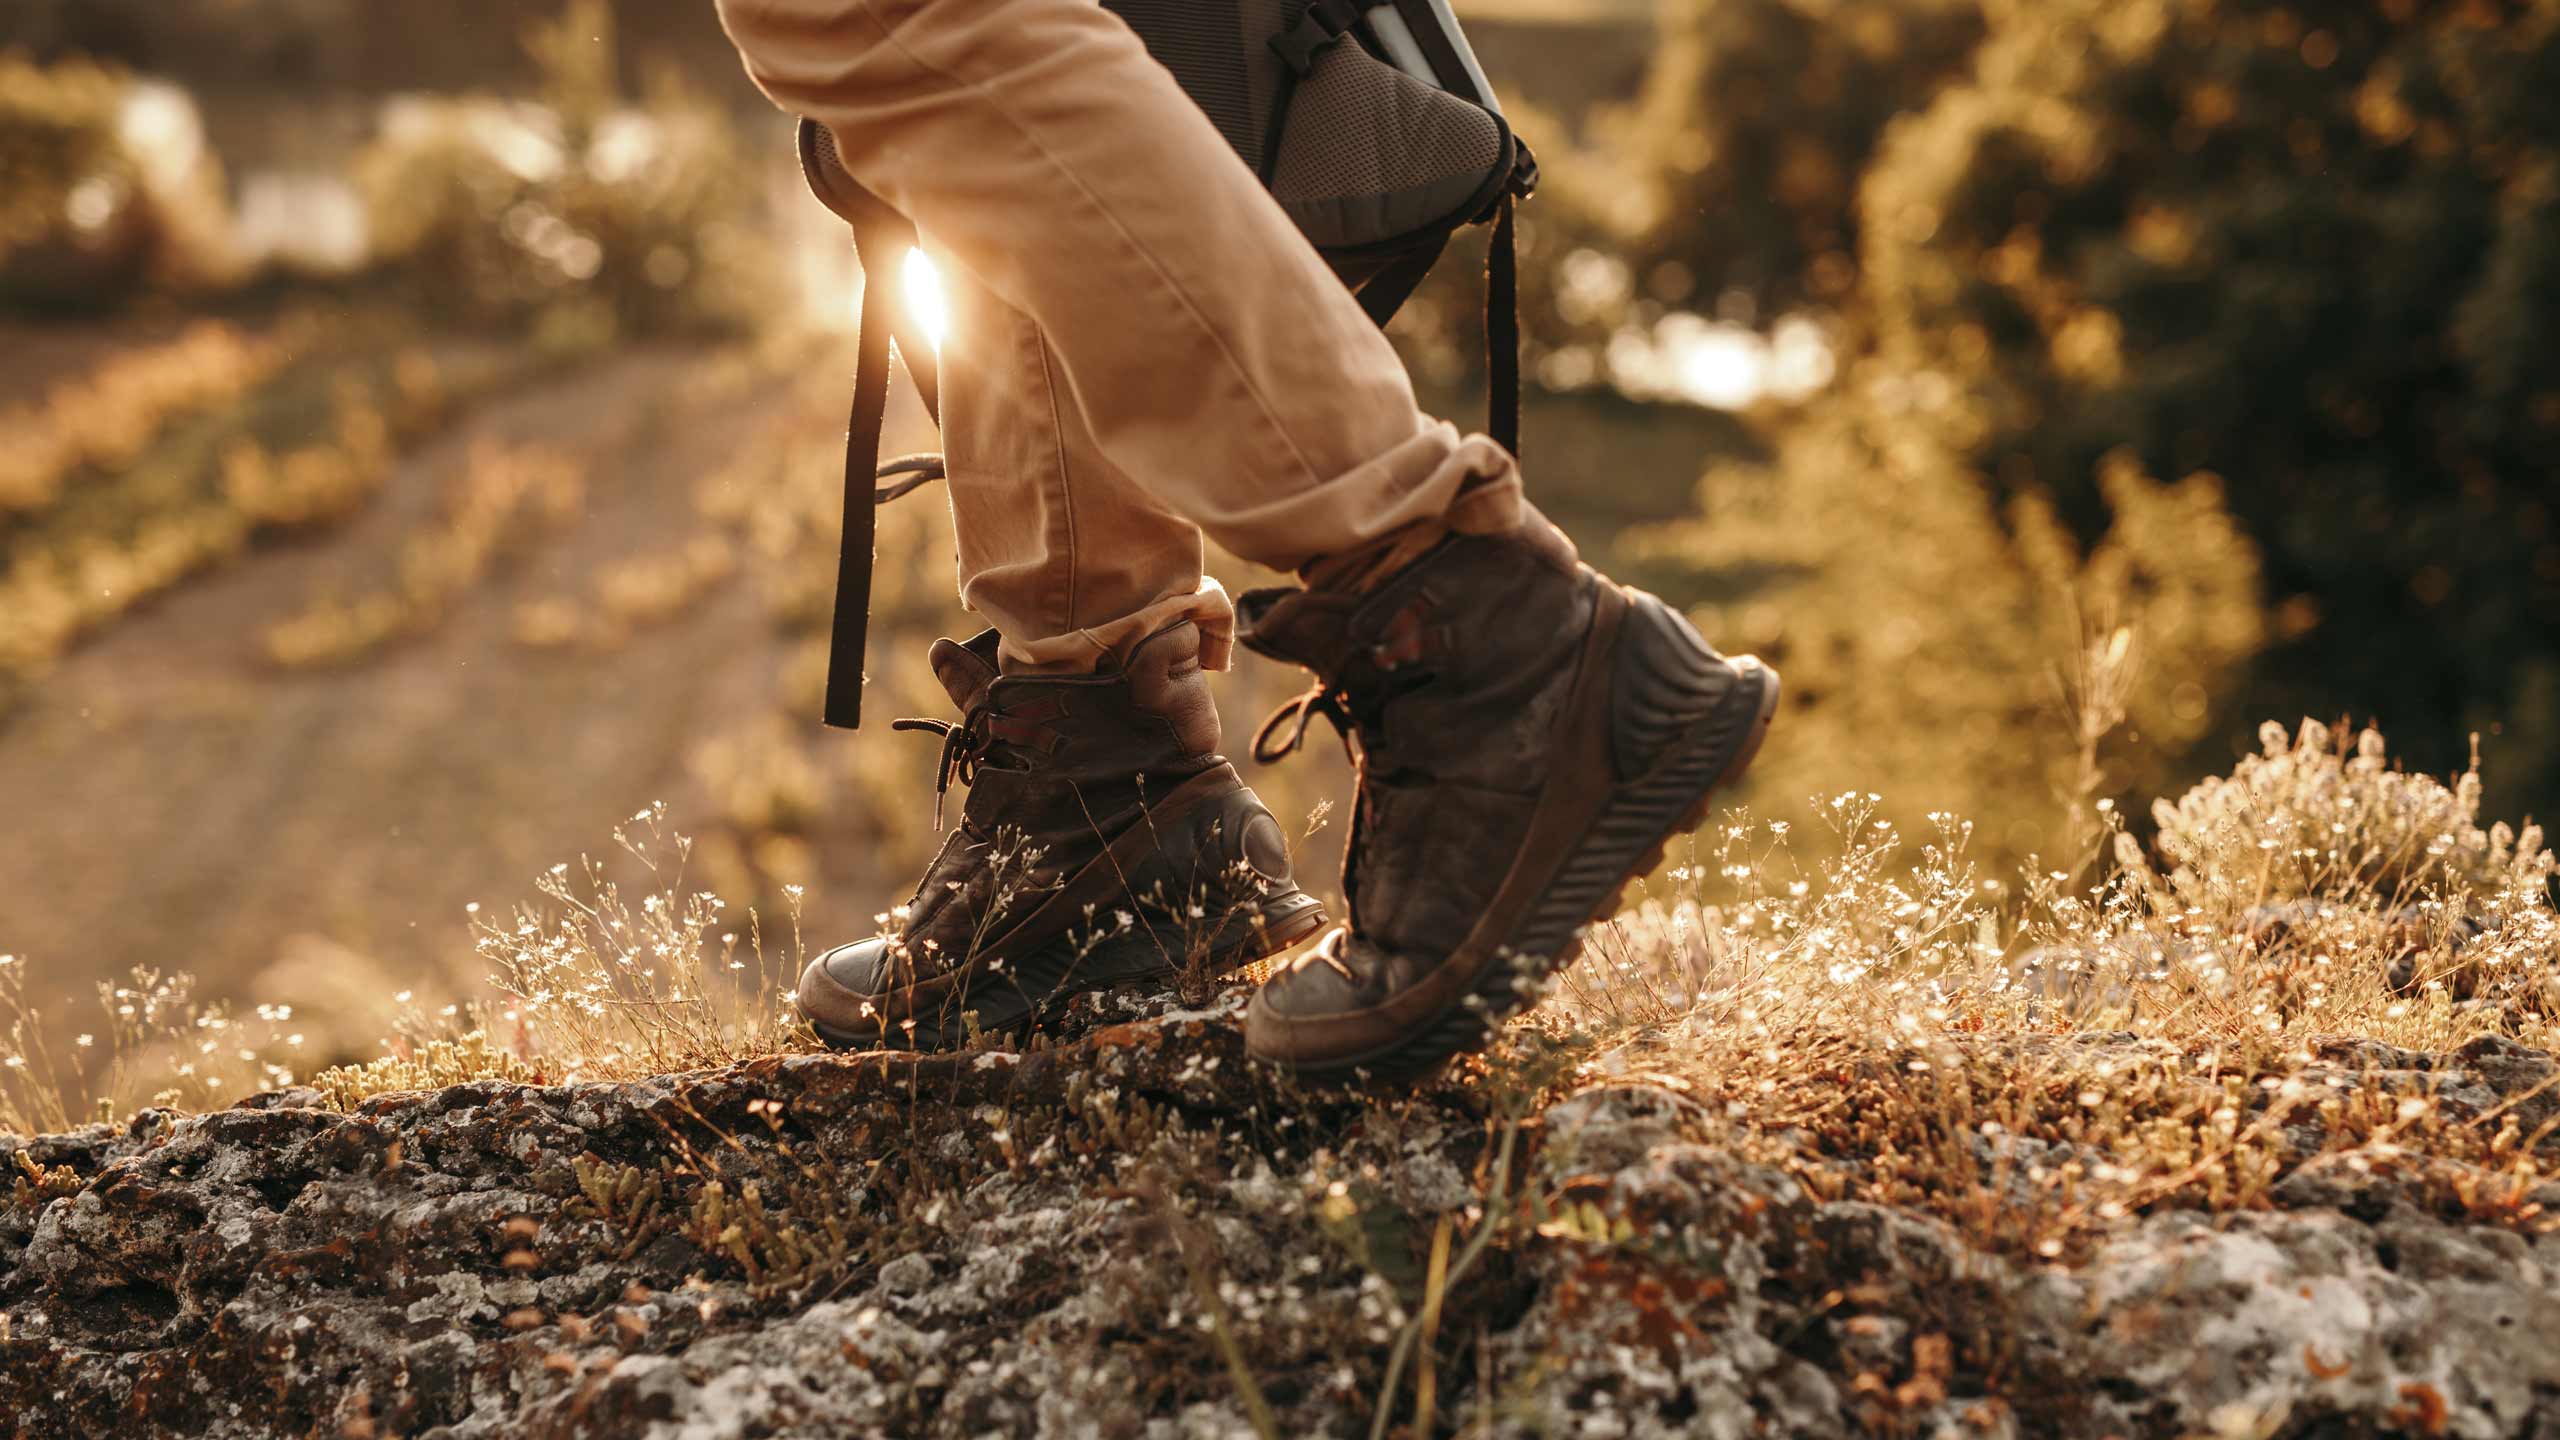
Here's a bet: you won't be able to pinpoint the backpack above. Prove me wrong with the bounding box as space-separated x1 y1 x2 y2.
799 0 1536 728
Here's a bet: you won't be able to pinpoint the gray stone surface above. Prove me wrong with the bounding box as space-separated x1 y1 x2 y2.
5 996 2557 1437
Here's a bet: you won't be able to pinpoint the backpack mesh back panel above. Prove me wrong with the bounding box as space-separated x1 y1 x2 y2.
1269 37 1506 250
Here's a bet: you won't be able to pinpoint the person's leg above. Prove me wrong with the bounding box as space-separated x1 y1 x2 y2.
930 243 1234 675
720 0 1780 1076
789 249 1324 1053
717 0 1521 571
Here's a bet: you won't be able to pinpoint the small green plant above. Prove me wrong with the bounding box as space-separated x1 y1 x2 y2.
8 1149 83 1207
676 1097 868 1296
308 1029 545 1110
565 1155 672 1261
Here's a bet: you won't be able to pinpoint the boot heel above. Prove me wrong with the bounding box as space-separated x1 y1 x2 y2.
1610 590 1745 779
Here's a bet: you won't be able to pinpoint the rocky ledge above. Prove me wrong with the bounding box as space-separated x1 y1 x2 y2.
5 991 2560 1439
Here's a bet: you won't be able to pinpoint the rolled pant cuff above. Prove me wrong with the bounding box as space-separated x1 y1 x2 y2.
1191 423 1525 573
994 576 1237 675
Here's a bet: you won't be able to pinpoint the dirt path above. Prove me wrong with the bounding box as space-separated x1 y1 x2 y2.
0 345 805 1039
0 316 1387 1069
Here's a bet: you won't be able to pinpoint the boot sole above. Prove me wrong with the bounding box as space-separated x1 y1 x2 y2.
811 888 1326 1053
1277 658 1781 1084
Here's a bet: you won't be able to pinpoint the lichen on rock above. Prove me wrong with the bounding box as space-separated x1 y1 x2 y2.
0 978 2554 1438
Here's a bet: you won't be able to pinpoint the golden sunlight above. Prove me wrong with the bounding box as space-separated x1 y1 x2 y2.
900 246 949 351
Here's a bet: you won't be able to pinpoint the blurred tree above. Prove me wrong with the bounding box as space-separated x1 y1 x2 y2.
1856 0 2560 815
354 0 772 340
0 51 235 308
1643 397 2265 865
1591 0 1986 322
1401 0 1982 392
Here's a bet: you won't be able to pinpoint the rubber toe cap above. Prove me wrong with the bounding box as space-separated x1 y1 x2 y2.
796 938 895 1037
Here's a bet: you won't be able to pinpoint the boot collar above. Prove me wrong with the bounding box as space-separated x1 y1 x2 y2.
898 622 1220 829
1238 582 1449 688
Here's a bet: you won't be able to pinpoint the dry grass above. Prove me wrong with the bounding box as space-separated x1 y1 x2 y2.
1531 718 2557 1257
459 804 815 1085
7 705 2552 1299
0 956 309 1134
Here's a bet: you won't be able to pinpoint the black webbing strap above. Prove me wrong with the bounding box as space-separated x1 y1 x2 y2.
1354 190 1520 459
1389 0 1492 109
800 119 944 730
825 237 892 729
1486 191 1519 458
1270 0 1365 74
1361 0 1526 455
1355 234 1449 332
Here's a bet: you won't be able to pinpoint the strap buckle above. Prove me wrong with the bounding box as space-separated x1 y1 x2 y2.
1508 138 1540 201
1270 0 1364 75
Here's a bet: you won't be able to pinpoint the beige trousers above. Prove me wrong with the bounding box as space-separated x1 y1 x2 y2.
716 0 1522 672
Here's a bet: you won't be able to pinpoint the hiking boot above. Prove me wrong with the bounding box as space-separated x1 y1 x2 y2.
797 621 1327 1050
1237 516 1779 1080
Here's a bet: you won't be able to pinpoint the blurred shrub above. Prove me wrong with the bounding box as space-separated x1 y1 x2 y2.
689 712 826 839
0 321 291 515
0 369 400 686
1640 407 2264 862
598 534 735 623
0 51 237 308
1853 0 2560 814
353 0 771 339
1404 0 1982 394
0 334 488 700
217 379 395 528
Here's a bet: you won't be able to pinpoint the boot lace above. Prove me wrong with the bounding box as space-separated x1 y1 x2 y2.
892 704 996 829
1251 684 1356 764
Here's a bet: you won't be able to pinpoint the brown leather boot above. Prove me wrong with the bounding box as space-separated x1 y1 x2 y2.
796 621 1326 1050
1237 516 1778 1080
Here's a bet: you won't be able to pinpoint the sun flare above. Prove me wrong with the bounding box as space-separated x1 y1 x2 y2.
900 246 949 352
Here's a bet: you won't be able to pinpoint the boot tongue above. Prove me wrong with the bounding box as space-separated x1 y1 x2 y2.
930 630 1047 786
926 629 1002 713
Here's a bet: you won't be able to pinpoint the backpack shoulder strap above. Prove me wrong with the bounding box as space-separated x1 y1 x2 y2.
798 119 944 729
1352 188 1523 459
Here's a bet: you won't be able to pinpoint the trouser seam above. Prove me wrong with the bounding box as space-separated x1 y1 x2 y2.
1032 332 1082 637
